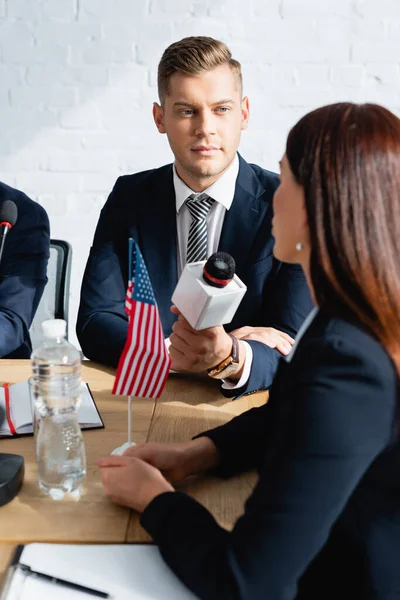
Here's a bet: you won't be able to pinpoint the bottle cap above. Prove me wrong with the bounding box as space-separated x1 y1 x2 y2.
41 319 67 339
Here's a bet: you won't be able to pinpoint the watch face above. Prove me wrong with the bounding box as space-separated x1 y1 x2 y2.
209 361 240 380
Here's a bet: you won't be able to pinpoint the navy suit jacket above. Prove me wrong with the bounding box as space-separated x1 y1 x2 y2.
141 310 400 600
77 155 313 395
0 182 49 358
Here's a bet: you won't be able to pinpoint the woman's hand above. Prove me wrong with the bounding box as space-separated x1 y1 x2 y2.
98 455 174 513
121 437 220 483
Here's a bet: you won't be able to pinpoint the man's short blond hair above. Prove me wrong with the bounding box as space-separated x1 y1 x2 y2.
157 36 243 104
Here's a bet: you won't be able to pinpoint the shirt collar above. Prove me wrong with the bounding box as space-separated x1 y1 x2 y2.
173 154 239 213
284 307 319 363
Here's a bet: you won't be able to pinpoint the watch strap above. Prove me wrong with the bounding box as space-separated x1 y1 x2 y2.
229 334 239 364
207 334 240 379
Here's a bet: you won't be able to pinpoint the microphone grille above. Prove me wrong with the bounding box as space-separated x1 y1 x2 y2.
203 252 235 287
0 200 18 227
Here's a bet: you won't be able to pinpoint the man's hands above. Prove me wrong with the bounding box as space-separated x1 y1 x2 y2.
98 438 219 512
230 326 295 356
168 306 295 375
169 306 244 373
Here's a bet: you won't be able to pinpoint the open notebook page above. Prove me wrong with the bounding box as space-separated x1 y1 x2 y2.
4 544 198 600
0 381 102 435
3 381 32 432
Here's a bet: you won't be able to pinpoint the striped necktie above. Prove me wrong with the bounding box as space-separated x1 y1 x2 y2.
185 193 214 263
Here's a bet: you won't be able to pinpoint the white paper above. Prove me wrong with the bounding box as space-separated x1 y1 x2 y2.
2 544 198 600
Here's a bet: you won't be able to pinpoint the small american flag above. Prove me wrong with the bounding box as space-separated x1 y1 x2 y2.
112 238 171 398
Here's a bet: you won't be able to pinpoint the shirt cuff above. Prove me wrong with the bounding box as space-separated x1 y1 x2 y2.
165 337 180 374
221 340 253 390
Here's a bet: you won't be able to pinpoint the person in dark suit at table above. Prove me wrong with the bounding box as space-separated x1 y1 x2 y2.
98 103 400 600
0 181 49 358
77 36 312 398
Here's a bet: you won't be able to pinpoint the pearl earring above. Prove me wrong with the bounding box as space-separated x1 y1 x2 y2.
296 242 303 251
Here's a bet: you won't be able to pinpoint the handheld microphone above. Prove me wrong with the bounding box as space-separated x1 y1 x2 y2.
172 252 247 330
0 200 18 266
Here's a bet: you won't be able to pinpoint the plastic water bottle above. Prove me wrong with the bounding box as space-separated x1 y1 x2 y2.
31 319 86 500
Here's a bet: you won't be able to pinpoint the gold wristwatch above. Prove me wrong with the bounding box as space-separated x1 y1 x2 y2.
207 334 240 380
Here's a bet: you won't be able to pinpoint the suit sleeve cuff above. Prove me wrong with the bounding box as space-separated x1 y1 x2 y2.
221 341 253 390
141 491 203 540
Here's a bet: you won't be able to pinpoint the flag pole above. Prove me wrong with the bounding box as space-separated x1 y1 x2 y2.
111 397 135 455
128 396 132 445
111 238 171 456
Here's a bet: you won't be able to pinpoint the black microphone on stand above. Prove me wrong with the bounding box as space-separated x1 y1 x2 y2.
0 200 18 266
0 200 24 508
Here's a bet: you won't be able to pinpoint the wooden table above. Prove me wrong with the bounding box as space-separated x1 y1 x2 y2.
0 360 267 584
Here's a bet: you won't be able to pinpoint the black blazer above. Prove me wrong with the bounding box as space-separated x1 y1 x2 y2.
141 310 400 600
0 182 50 358
77 154 312 395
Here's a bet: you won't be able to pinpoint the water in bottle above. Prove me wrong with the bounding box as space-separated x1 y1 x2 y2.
31 319 86 500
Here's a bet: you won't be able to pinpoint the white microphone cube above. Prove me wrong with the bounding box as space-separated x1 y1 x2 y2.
172 261 247 330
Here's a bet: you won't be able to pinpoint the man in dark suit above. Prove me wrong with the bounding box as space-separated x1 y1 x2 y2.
77 36 312 396
0 181 50 358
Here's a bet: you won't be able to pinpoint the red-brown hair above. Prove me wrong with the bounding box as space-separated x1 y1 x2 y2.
286 102 400 374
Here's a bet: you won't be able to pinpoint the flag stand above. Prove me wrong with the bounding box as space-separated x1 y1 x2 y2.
111 396 136 456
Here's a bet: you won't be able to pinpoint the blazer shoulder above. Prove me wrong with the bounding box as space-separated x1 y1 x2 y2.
113 163 173 194
238 155 279 205
248 162 280 196
248 162 279 184
0 181 49 224
295 313 397 395
281 316 399 457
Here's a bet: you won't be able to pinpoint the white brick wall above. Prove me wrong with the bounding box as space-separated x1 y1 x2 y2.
0 0 399 347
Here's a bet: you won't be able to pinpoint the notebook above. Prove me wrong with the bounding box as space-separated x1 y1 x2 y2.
0 381 104 437
1 543 198 599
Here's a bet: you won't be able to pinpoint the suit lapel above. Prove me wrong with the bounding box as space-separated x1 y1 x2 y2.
137 156 270 335
138 165 178 335
218 154 269 276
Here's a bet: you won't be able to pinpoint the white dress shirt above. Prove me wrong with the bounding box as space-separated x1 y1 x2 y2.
173 154 239 275
167 154 253 390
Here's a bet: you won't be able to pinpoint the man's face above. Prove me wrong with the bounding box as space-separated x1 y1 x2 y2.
153 64 249 191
